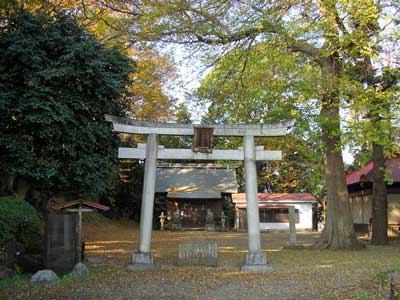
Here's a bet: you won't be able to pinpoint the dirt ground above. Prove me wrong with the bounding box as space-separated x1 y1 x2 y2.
1 218 400 300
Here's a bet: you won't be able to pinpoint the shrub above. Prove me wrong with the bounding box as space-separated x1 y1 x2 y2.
0 196 41 251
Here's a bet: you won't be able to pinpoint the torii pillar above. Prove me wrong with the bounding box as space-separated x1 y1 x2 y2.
105 115 293 272
127 133 159 271
241 135 273 272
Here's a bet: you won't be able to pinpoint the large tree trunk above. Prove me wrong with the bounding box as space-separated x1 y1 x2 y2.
370 142 388 245
315 57 362 249
316 107 362 249
15 177 30 200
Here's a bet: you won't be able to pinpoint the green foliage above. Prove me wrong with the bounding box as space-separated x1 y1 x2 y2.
0 196 40 250
197 42 320 125
356 291 374 300
197 42 325 198
0 274 29 291
0 10 133 199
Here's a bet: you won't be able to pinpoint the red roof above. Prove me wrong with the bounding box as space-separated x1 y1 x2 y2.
232 193 316 203
235 204 291 209
346 155 400 185
51 199 110 211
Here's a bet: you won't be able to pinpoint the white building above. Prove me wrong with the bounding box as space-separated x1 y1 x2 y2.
232 193 316 230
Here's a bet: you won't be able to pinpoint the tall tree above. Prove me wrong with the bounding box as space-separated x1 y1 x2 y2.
1 0 177 123
0 10 133 207
341 0 400 244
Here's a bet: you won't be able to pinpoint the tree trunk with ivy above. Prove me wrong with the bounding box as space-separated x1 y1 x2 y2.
315 57 361 249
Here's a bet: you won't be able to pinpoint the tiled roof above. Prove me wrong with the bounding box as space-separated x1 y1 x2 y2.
51 199 110 211
346 155 400 185
232 193 316 203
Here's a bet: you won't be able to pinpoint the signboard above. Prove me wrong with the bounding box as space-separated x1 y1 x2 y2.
193 127 214 153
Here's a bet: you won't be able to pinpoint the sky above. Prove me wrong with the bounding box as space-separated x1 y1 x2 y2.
162 44 211 123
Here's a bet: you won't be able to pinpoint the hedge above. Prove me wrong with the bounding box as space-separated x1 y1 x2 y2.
0 196 40 251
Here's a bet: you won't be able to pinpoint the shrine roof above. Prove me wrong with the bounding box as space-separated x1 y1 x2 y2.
51 199 110 211
346 155 400 185
232 193 316 203
156 167 238 198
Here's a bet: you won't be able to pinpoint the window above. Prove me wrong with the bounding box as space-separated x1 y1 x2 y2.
259 208 299 223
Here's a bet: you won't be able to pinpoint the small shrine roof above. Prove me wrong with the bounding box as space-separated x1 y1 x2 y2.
51 199 110 211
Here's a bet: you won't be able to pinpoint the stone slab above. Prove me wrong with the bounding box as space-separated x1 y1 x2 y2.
178 242 218 267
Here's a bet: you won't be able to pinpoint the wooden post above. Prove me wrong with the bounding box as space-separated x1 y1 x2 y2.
77 204 82 263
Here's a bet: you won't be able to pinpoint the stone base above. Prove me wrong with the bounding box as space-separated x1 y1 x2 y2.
282 244 305 250
240 251 274 273
127 263 160 271
240 264 274 272
127 251 160 271
206 225 215 232
172 223 182 230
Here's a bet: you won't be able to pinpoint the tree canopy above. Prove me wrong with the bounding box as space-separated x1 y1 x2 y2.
0 10 133 204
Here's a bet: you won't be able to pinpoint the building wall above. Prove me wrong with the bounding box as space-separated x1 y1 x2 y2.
388 194 400 224
236 203 314 230
350 192 400 225
166 198 223 227
259 203 313 230
350 194 372 224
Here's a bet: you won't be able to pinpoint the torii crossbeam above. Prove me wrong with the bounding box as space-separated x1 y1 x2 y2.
105 114 294 272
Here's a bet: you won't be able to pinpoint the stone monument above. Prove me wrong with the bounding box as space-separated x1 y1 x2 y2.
205 209 215 231
220 211 227 231
159 212 166 231
283 206 304 250
172 208 182 230
178 242 218 267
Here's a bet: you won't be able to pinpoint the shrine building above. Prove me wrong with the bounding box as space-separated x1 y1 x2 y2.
155 164 238 228
232 193 316 230
347 155 400 233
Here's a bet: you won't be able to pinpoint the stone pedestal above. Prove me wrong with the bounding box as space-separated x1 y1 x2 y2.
282 206 304 250
127 252 160 271
206 222 215 232
172 220 182 231
240 251 274 272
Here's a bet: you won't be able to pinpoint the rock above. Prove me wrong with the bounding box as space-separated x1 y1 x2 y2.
70 262 89 276
30 270 58 285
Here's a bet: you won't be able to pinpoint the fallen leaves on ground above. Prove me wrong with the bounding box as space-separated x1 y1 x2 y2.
1 219 398 300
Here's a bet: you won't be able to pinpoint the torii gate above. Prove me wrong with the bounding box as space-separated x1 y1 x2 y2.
105 115 294 272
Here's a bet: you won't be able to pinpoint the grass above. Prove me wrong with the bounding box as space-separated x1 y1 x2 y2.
0 274 29 291
1 218 400 300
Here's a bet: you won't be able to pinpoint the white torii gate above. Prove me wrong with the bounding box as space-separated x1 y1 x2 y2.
105 115 294 272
